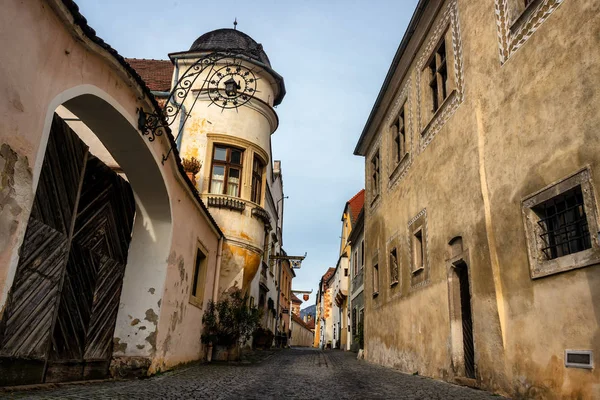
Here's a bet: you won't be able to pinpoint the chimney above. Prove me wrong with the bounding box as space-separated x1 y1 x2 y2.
273 160 281 177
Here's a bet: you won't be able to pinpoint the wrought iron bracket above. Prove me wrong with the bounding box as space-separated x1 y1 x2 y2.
136 50 262 164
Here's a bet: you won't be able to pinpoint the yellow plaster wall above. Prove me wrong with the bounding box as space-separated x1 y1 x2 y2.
361 0 600 398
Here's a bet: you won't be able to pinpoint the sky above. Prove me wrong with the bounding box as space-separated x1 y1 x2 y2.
75 0 419 307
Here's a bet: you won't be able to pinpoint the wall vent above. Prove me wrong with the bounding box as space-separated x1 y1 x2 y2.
565 350 593 369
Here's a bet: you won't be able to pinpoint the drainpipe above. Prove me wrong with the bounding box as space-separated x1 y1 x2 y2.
213 236 223 302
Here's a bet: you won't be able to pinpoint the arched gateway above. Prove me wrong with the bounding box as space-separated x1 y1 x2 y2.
0 0 223 385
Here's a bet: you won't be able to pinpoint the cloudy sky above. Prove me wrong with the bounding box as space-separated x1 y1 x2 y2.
75 0 419 306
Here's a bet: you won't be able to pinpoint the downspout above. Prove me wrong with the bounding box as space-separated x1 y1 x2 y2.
213 236 223 302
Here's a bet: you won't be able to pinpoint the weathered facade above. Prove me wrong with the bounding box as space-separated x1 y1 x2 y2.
348 208 364 352
354 0 600 398
0 0 226 385
128 28 291 342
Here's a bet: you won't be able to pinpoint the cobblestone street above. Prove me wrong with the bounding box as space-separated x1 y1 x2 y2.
2 349 502 399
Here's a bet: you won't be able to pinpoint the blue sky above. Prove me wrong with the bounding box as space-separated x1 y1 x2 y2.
75 0 419 306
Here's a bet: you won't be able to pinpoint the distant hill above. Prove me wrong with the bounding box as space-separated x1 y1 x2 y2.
300 304 316 320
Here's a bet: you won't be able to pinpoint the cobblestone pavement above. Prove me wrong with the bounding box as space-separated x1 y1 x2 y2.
2 349 503 399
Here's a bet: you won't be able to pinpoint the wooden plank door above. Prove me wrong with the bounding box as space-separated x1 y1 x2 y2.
0 114 136 386
0 114 88 386
47 155 135 382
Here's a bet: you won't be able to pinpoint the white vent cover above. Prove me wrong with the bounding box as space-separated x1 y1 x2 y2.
565 350 593 369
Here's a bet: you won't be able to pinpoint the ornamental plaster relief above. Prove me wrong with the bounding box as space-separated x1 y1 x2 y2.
416 0 464 154
495 0 565 64
385 78 414 192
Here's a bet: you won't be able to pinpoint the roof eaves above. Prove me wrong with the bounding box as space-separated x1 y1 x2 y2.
353 0 430 156
58 0 224 238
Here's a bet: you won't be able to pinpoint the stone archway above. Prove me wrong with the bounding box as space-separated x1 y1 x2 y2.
0 87 173 385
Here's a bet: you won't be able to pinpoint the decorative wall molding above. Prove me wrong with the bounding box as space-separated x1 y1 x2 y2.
207 196 246 212
495 0 565 64
416 0 464 153
386 78 414 191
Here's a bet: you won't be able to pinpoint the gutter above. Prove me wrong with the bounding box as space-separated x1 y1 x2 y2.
353 0 430 156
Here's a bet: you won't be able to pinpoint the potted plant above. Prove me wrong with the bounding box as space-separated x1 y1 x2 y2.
201 288 262 361
182 157 202 186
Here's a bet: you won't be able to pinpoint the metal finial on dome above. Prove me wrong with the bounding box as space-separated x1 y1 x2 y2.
233 18 238 30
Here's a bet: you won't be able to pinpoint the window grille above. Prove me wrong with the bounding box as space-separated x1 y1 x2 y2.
535 186 591 260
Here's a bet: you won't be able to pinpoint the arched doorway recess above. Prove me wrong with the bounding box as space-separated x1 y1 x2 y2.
0 89 173 385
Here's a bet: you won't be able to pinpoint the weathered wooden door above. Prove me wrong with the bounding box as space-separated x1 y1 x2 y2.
0 114 135 386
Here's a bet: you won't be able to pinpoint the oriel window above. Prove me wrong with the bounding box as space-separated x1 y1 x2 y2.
428 39 448 113
209 145 243 197
251 156 264 204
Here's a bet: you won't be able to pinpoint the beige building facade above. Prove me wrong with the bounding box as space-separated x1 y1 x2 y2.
355 0 600 398
0 0 227 385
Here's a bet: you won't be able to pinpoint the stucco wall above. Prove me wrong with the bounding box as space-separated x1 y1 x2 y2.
291 320 314 347
360 0 600 398
0 0 221 378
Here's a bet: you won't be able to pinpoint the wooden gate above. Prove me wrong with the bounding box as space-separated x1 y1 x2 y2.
0 114 135 386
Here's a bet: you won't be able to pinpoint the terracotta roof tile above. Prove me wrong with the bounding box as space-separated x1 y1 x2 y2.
347 189 365 225
125 58 173 92
322 267 335 282
291 293 302 304
291 313 313 331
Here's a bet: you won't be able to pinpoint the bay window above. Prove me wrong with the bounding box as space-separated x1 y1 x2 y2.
210 145 243 197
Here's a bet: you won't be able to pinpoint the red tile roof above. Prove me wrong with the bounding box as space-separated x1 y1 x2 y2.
322 267 335 283
291 293 302 304
305 318 315 330
291 313 313 331
346 189 365 225
125 58 173 92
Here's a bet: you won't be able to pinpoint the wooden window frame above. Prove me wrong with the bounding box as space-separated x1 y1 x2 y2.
389 247 399 286
412 227 425 274
391 104 407 165
209 144 244 197
251 155 265 204
427 38 449 114
373 263 379 297
371 151 380 200
189 246 208 309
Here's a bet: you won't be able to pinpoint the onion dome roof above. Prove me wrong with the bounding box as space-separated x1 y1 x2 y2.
189 28 271 67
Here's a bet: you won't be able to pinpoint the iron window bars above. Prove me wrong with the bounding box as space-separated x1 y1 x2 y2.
535 186 591 260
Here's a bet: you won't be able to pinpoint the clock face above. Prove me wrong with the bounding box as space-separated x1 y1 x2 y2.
207 62 258 109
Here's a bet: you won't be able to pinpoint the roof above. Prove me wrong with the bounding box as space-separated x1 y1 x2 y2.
189 28 271 67
322 267 335 283
291 293 302 304
125 59 173 92
354 0 430 156
170 29 286 106
346 189 365 225
305 318 315 330
348 207 364 245
291 313 313 331
58 0 224 239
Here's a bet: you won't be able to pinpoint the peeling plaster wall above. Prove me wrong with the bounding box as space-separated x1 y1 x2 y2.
0 0 221 379
361 0 600 398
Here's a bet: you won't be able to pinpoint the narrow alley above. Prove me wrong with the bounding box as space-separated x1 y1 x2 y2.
3 349 500 400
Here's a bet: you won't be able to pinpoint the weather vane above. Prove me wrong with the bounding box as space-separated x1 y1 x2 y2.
233 18 238 30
